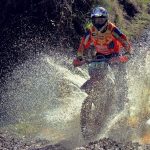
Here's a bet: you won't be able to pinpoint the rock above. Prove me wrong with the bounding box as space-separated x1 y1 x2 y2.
0 132 66 150
74 138 150 150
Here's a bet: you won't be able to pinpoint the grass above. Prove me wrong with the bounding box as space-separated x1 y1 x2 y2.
127 13 150 38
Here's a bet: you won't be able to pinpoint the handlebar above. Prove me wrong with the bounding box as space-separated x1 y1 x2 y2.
85 54 120 64
73 53 131 67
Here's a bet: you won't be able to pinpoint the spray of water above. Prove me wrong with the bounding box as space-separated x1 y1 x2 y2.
0 25 150 148
1 51 88 137
97 32 150 144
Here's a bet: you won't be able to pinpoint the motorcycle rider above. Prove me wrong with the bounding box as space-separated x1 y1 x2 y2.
73 6 132 67
73 8 133 136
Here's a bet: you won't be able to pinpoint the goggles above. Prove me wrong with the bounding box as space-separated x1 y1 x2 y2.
93 17 107 25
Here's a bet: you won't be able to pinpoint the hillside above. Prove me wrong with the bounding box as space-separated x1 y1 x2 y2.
0 0 149 76
0 0 150 40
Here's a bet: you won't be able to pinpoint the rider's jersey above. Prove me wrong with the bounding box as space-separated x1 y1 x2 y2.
77 21 131 57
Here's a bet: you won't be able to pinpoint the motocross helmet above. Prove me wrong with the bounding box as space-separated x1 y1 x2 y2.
91 6 108 31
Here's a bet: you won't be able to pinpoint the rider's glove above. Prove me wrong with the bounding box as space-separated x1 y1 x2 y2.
77 56 83 61
124 51 131 59
73 56 83 67
119 52 131 63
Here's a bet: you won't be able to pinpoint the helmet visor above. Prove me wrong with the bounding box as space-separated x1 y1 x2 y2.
94 17 107 25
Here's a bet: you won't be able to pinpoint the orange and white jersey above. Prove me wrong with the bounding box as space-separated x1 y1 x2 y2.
77 21 131 57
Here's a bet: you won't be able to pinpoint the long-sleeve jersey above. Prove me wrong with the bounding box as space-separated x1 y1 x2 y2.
77 21 131 57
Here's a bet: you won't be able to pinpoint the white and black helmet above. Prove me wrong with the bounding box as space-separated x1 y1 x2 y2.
91 6 108 30
91 6 108 18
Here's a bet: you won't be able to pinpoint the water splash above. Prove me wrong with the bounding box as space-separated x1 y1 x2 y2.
1 23 150 148
97 31 150 144
0 52 89 148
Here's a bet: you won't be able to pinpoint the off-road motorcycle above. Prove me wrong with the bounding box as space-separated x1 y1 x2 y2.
73 52 130 139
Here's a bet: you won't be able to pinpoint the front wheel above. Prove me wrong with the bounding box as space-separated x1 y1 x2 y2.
80 97 106 139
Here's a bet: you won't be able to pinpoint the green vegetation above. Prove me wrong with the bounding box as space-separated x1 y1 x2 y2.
40 0 149 43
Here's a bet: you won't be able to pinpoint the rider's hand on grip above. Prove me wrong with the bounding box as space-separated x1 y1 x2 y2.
119 51 132 63
119 55 129 63
73 57 85 67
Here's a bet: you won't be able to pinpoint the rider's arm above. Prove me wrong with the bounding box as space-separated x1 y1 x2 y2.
112 27 132 53
77 30 92 60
